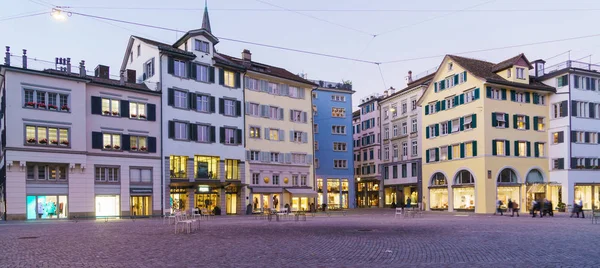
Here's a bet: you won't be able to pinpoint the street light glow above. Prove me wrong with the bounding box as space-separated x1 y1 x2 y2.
51 9 69 21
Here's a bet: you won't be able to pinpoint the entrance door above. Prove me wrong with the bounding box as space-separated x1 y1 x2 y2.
131 196 151 216
226 193 237 215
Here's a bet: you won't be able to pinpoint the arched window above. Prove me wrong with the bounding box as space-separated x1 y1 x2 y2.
431 172 447 186
498 168 518 183
454 170 474 185
526 169 544 183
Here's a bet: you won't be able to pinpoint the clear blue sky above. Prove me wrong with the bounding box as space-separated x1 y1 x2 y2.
3 0 600 110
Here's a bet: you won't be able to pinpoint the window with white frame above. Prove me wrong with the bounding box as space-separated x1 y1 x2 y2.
331 95 346 102
174 122 188 140
412 141 418 156
384 127 389 139
516 115 526 130
25 125 69 146
452 144 460 159
249 126 260 139
292 131 303 143
576 131 584 143
101 97 120 116
384 147 389 160
195 64 209 82
428 149 436 162
451 118 460 132
195 40 210 53
173 60 186 77
402 142 408 156
130 168 152 183
465 142 474 157
196 95 210 112
411 99 417 111
301 175 307 186
537 117 545 131
252 173 259 184
496 140 505 156
507 69 511 78
224 99 235 116
441 122 448 135
464 115 473 130
517 141 526 157
515 92 526 103
249 151 260 161
402 101 407 114
272 175 280 185
332 125 346 134
427 103 436 114
270 152 280 162
269 129 280 140
591 132 599 144
552 103 563 119
333 160 347 169
197 125 209 142
429 125 437 138
537 143 545 157
393 125 398 137
538 95 545 105
464 90 475 103
516 67 525 79
402 122 407 135
145 59 154 79
577 102 589 118
332 107 346 117
129 136 148 151
95 166 120 182
103 133 121 150
129 102 146 119
24 89 71 112
393 145 398 158
441 146 448 161
333 142 347 151
223 70 235 87
446 97 455 109
491 88 501 100
173 90 188 109
411 118 417 133
384 108 389 119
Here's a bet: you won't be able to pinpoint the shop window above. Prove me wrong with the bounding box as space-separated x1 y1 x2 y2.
95 195 120 217
25 125 70 147
454 170 474 184
130 168 152 183
225 159 239 180
431 172 447 186
170 155 189 178
95 166 120 182
195 155 220 179
26 164 68 181
26 195 68 219
498 168 518 183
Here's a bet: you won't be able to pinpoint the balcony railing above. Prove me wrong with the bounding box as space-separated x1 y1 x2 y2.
543 60 600 75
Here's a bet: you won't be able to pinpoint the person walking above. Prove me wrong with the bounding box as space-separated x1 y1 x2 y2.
511 201 520 217
531 200 539 218
507 199 513 215
496 199 503 216
570 199 579 218
578 198 585 218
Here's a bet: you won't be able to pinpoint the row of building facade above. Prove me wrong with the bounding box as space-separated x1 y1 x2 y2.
0 6 356 220
354 53 600 213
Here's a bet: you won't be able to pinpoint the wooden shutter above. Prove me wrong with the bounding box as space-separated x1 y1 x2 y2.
289 130 294 142
463 71 467 82
425 127 430 139
526 142 531 157
425 149 430 163
460 143 465 158
471 114 477 128
557 131 564 143
122 134 130 150
510 90 516 101
435 124 439 136
532 93 539 104
486 86 492 98
571 101 578 117
560 101 568 117
219 127 225 143
264 128 270 140
218 98 224 114
492 140 497 155
533 117 538 130
236 129 242 145
245 102 251 115
167 57 174 74
91 96 102 115
209 96 216 113
501 89 507 100
514 141 519 156
454 74 459 85
188 93 196 110
459 94 464 104
302 112 307 123
434 82 438 92
218 68 225 85
168 121 175 139
447 145 453 160
505 113 510 128
209 67 215 83
474 88 480 100
425 105 429 115
301 132 308 143
590 104 595 118
513 115 518 129
571 158 578 169
447 120 453 134
92 132 103 149
147 104 156 121
279 130 285 141
459 117 464 131
234 73 241 88
120 100 129 117
472 141 477 157
505 140 510 156
558 158 564 169
189 124 197 141
525 116 530 130
189 63 197 80
571 131 577 142
525 92 530 103
492 112 497 127
209 126 216 143
148 137 157 153
585 132 590 143
236 101 242 117
167 88 174 106
534 142 539 157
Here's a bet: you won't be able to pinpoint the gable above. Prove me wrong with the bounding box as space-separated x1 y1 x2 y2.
417 56 483 106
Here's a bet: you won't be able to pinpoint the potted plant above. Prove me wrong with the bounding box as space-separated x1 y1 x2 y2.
557 202 566 212
27 138 36 143
61 105 70 112
60 140 69 146
25 101 36 108
37 103 46 109
104 144 112 149
113 145 121 150
131 113 137 118
112 111 119 116
139 114 146 119
48 104 58 110
131 146 137 151
140 146 147 151
103 110 110 115
39 138 48 144
50 139 58 145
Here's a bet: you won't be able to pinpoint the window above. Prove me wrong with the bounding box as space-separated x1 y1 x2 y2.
312 92 317 99
332 125 346 134
463 115 473 130
196 95 210 112
448 62 453 70
384 108 389 119
194 155 220 179
507 69 511 78
332 107 346 117
557 74 568 87
464 90 475 103
26 164 68 181
515 92 526 103
334 160 348 169
331 95 346 102
490 88 501 100
195 40 210 53
591 132 599 144
269 106 280 120
536 117 545 131
516 67 525 79
411 118 417 133
196 125 210 142
102 98 120 116
411 99 417 110
195 64 210 82
270 152 280 162
269 129 280 140
314 124 318 133
173 60 186 77
538 95 545 105
314 141 319 151
392 105 398 117
224 159 239 180
440 122 448 135
402 122 407 135
223 70 235 87
451 119 459 132
552 159 563 170
129 136 148 151
224 128 235 144
369 149 374 160
516 115 525 130
130 168 152 183
552 131 563 144
290 109 305 123
25 126 69 146
129 102 146 119
452 144 460 159
552 103 563 119
576 131 584 143
384 147 389 160
428 149 436 162
301 175 307 186
402 142 408 156
517 141 526 157
384 127 389 139
145 59 154 79
224 99 235 116
577 102 589 118
333 142 347 151
174 122 188 140
249 151 260 161
401 165 407 177
465 142 473 157
412 141 418 156
427 103 435 114
315 159 320 168
496 140 505 156
103 133 121 150
252 173 259 184
445 97 455 109
393 145 398 158
170 155 188 178
272 175 280 185
173 90 188 109
428 125 437 138
537 143 545 157
292 153 306 164
95 167 120 182
137 44 141 56
440 147 448 160
402 102 407 114
249 126 261 139
292 131 303 142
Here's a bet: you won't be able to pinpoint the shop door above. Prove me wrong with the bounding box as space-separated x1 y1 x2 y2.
226 193 237 215
131 196 151 216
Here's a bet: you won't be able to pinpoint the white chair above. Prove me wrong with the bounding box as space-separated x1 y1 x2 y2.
394 208 403 218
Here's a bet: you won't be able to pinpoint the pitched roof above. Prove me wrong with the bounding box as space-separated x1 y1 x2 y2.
491 53 533 72
381 73 434 103
133 35 196 58
448 55 554 92
353 110 360 117
217 53 316 86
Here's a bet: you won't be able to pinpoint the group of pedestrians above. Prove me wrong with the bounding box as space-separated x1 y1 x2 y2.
530 199 554 217
570 199 585 218
495 199 520 217
497 198 588 218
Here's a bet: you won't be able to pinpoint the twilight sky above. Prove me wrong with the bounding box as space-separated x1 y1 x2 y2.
2 0 600 110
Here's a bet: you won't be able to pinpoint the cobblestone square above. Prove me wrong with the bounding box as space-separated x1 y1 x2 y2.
0 210 598 267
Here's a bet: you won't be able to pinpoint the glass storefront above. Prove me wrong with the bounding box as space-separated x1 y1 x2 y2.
429 188 448 210
384 187 396 206
327 180 340 207
96 195 120 217
497 186 520 209
195 193 219 212
341 179 349 209
357 181 379 207
291 197 309 211
405 186 418 206
130 196 151 216
170 189 188 212
317 179 323 205
453 187 475 210
575 185 593 210
26 195 68 220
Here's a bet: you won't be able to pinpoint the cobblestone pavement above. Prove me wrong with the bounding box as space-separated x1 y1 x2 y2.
0 210 598 268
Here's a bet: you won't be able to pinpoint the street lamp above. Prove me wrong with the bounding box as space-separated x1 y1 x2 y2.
51 8 71 21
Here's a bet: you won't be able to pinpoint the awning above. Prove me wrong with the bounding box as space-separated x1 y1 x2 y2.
252 187 283 194
285 188 318 197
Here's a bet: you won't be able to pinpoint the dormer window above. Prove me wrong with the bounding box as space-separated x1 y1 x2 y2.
507 69 511 78
516 68 525 79
195 40 210 53
448 62 453 71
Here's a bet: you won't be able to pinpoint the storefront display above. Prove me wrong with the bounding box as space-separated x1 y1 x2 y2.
497 186 520 208
575 185 593 210
429 188 448 210
327 180 340 208
340 179 349 209
453 187 475 210
226 194 237 215
26 195 68 220
170 192 188 212
291 197 309 211
384 187 396 206
130 196 151 216
195 193 218 212
95 195 120 217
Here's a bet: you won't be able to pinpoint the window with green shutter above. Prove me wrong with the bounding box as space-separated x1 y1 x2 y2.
526 141 531 157
525 116 530 130
514 141 519 156
492 112 497 127
533 117 538 130
463 71 467 82
505 140 510 156
472 141 477 156
486 86 492 98
454 75 459 85
471 114 477 128
492 139 497 155
460 117 464 131
434 82 438 92
510 90 516 101
447 120 452 134
447 145 453 160
501 89 507 100
426 149 430 163
460 143 465 158
425 105 429 115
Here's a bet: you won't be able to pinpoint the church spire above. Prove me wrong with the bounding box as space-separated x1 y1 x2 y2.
201 0 212 34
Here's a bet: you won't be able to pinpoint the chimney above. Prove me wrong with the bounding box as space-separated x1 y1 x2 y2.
66 58 71 74
94 64 110 79
389 86 395 95
384 90 389 97
242 49 251 61
126 69 136 83
79 60 86 77
532 59 546 78
407 70 413 83
4 46 9 66
119 70 125 85
22 49 27 69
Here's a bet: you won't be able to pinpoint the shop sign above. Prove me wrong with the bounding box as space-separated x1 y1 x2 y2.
198 185 210 192
130 188 153 194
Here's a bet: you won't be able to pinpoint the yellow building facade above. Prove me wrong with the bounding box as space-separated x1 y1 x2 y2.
419 54 556 214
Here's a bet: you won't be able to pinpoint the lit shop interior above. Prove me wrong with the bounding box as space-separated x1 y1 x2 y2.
452 170 475 211
95 195 120 217
26 195 68 220
170 185 239 215
429 172 448 210
317 178 350 209
384 186 418 207
356 180 379 207
574 184 600 210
